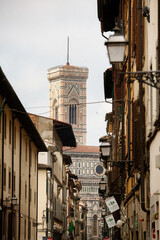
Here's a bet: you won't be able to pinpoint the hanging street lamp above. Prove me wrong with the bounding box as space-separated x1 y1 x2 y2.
105 24 128 64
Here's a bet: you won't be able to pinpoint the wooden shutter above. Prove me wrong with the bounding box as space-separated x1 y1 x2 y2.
132 99 145 171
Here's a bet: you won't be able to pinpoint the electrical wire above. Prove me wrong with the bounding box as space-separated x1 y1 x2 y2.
0 100 112 116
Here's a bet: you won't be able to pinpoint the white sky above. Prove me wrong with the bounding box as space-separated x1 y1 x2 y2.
0 0 112 146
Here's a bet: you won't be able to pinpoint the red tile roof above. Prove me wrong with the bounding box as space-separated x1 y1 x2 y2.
64 145 99 153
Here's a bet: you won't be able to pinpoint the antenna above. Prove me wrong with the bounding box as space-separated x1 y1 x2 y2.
67 37 69 65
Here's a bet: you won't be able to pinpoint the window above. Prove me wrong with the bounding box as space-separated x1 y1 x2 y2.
4 114 6 139
69 104 77 124
13 174 16 193
157 230 159 240
30 148 32 167
25 183 27 199
25 140 27 162
3 166 6 189
34 192 36 205
94 164 104 176
9 120 11 144
29 221 31 240
24 219 26 239
35 154 37 172
14 126 16 149
156 201 159 219
9 171 11 190
30 188 32 202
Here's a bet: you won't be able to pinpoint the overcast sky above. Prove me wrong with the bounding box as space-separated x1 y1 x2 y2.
0 0 112 146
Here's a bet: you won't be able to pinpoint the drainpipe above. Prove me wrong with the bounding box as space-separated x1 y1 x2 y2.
0 98 6 240
28 140 31 240
128 0 131 176
18 127 22 240
138 0 150 214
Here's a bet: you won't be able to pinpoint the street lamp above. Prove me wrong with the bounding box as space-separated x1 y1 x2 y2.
105 24 128 64
99 177 106 192
100 141 133 170
6 195 18 206
101 208 106 217
116 219 123 228
99 142 111 158
42 213 46 223
11 196 18 206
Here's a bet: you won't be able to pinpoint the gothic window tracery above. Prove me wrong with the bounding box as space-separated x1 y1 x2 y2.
69 104 76 124
69 99 79 125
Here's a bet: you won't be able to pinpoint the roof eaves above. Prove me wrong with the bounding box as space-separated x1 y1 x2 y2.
0 67 47 152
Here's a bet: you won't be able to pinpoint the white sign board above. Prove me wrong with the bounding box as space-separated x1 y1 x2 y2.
105 196 119 213
105 214 116 228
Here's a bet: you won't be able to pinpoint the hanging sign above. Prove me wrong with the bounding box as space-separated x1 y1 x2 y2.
105 196 119 213
105 214 116 228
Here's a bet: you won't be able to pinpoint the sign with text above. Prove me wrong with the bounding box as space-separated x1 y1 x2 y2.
105 214 116 228
105 196 119 213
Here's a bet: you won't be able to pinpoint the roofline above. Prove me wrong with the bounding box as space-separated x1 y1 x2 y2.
0 67 47 152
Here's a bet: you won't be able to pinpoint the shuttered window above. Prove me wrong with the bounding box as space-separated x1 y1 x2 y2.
132 99 145 171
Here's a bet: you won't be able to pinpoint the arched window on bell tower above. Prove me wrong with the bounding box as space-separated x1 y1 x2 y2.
69 104 76 124
69 99 78 125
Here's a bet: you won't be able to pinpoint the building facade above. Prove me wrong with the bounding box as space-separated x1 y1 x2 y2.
29 114 76 240
0 68 47 240
97 0 160 239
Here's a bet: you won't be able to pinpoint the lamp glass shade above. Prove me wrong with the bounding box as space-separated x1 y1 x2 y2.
117 219 123 228
99 178 106 191
11 196 17 205
101 208 106 217
105 34 128 64
100 142 111 157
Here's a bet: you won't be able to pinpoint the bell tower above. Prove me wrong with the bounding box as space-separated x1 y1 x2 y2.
47 63 88 145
